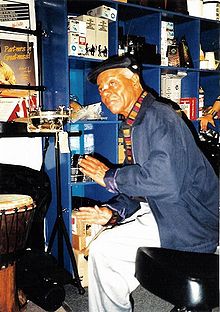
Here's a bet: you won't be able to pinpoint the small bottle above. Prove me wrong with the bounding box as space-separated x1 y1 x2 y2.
198 86 204 118
167 38 180 67
179 36 193 68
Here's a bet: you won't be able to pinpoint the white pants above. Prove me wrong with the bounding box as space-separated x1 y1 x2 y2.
88 203 161 312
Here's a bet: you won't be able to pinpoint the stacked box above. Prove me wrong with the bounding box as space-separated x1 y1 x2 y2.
87 5 117 22
96 17 108 60
67 17 86 57
76 15 97 59
69 15 108 60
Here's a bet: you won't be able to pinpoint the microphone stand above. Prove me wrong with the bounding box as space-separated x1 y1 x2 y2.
47 131 85 295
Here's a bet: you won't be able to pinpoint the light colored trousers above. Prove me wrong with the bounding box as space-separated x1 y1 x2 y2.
88 203 161 312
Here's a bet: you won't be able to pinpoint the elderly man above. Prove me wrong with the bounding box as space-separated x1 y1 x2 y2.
77 55 218 312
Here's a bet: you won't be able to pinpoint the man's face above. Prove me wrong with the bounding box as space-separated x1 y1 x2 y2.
97 68 138 117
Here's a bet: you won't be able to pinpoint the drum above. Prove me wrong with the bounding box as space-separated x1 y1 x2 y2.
0 194 35 312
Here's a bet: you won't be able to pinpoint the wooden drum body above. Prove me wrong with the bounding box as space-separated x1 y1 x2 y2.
0 194 35 312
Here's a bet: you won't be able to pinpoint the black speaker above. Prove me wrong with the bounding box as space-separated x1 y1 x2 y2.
24 278 65 311
16 249 68 311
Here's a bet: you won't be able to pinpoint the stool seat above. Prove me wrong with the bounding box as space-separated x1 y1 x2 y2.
135 247 219 311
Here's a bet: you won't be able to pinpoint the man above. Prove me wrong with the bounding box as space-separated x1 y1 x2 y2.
76 55 218 312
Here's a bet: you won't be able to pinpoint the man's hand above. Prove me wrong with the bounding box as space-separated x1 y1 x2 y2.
198 115 215 131
79 155 109 187
76 205 113 225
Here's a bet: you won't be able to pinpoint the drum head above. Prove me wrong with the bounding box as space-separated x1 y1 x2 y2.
0 194 34 214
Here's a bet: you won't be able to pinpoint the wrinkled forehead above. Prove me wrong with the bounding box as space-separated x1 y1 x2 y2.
97 67 134 84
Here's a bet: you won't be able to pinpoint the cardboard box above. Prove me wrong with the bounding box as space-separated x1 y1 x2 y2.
87 5 117 22
74 249 88 287
76 15 96 59
72 210 91 236
96 17 108 60
72 234 94 251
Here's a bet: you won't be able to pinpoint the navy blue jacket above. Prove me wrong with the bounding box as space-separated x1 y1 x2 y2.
104 93 219 253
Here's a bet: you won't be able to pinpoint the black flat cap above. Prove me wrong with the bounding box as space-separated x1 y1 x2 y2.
87 55 141 84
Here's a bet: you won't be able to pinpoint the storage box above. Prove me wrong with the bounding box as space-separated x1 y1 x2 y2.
161 72 187 103
68 18 86 35
76 15 96 59
87 5 117 22
203 0 220 21
72 210 91 236
96 17 108 60
72 234 93 251
74 249 88 287
187 0 203 18
179 97 197 120
68 32 86 56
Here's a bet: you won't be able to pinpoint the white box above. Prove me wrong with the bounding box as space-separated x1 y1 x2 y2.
161 73 187 103
203 0 220 20
68 18 86 35
68 32 86 56
87 5 117 22
187 0 203 18
76 15 97 59
96 17 108 60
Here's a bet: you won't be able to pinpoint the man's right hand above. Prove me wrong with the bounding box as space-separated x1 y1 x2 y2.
79 155 109 187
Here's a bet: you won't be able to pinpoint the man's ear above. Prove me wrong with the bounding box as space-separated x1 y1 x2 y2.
131 73 140 88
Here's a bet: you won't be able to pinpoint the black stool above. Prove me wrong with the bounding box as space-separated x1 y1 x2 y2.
135 247 219 312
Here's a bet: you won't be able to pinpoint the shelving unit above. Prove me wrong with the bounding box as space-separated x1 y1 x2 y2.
35 0 219 273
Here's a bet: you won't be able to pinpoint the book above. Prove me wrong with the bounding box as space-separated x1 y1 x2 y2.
179 97 197 120
0 37 38 121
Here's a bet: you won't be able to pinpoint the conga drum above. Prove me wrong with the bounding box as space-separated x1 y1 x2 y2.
0 194 35 312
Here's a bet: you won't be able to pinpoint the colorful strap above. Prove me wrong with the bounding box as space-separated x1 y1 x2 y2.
122 91 147 163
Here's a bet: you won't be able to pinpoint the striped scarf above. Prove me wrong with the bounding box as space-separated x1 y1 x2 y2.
122 91 147 164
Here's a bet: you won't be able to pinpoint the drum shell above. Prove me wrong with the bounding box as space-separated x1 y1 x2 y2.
0 195 35 267
0 209 35 255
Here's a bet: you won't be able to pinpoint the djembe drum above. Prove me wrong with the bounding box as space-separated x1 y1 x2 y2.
0 194 35 312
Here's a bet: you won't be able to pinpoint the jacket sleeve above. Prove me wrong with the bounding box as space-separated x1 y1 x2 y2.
102 193 141 221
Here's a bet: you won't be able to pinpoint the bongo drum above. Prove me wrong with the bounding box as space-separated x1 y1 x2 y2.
0 194 35 312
